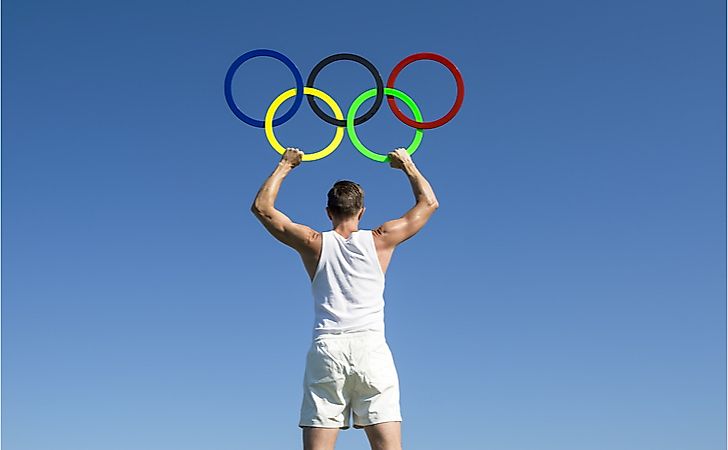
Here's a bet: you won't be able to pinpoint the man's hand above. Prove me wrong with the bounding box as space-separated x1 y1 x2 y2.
280 147 304 169
387 148 413 170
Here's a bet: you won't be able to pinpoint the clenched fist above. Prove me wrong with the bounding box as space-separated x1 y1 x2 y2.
280 147 304 168
387 148 414 170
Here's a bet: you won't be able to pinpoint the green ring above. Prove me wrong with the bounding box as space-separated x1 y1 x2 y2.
346 87 424 162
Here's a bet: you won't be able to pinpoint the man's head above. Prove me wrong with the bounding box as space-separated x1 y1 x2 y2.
326 180 364 222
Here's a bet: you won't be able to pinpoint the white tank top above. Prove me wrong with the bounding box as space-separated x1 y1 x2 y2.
310 230 385 338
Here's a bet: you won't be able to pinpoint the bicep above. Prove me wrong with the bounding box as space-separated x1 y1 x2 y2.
373 202 437 248
252 207 320 253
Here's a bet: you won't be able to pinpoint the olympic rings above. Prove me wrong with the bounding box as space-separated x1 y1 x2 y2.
348 88 423 163
265 87 345 162
224 49 464 162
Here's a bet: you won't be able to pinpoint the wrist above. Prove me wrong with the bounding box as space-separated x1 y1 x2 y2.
276 161 293 173
401 160 418 175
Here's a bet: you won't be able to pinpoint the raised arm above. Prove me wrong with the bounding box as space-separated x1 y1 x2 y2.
372 148 439 253
250 148 322 262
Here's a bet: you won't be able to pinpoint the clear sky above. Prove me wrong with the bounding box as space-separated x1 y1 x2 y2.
3 0 725 449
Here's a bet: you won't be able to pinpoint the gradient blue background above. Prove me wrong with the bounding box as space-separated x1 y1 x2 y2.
3 0 726 449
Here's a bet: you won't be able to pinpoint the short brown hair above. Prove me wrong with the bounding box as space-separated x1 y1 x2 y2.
327 180 364 219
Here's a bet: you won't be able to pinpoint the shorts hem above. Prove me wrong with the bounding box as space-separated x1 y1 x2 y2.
352 417 403 429
299 423 350 430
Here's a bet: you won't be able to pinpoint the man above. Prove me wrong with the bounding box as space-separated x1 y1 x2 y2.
250 147 439 450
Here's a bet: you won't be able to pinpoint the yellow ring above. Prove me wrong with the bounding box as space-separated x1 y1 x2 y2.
264 87 344 161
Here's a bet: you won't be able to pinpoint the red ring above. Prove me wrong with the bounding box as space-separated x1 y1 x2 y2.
386 52 465 130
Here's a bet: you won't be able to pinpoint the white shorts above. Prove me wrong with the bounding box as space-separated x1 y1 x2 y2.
299 330 402 429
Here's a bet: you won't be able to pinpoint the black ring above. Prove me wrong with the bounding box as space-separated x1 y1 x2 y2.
306 53 384 127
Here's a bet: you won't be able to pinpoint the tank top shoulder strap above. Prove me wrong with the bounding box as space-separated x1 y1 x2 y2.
358 229 382 273
312 231 333 279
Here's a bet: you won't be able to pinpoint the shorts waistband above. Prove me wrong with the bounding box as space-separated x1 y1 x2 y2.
312 329 386 342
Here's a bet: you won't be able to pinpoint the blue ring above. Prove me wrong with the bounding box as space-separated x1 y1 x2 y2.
224 49 304 128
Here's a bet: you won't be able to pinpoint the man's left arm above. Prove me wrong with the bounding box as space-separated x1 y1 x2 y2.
250 148 321 254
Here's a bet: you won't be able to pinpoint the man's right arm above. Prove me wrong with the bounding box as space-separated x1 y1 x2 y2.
372 148 439 252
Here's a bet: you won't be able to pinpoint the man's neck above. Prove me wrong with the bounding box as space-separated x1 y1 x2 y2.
332 221 360 239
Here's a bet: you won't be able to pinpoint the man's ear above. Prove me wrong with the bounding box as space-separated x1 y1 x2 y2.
357 207 365 220
326 207 333 221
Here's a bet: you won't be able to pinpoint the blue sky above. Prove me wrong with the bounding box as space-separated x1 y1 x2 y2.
3 0 725 449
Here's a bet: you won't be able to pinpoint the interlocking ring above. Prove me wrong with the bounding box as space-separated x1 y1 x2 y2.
224 50 465 162
224 49 304 128
386 52 465 130
348 88 423 163
306 53 384 127
265 87 345 162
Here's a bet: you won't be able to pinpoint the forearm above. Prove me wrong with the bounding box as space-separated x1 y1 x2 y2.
251 162 292 213
402 161 439 208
